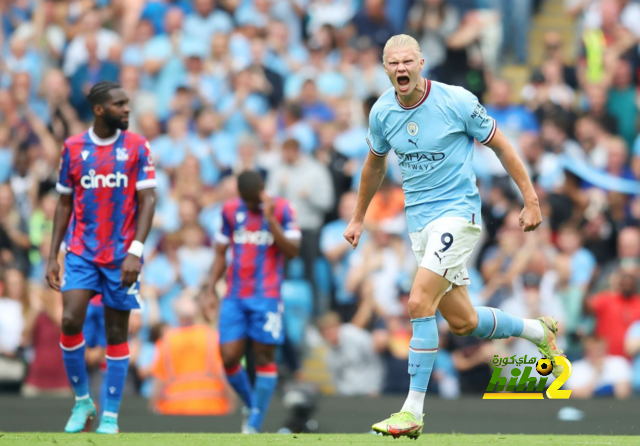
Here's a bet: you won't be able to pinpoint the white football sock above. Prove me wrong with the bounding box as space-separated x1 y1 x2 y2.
401 390 425 419
517 319 544 345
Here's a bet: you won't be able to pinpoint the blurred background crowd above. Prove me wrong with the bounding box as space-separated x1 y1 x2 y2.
1 0 640 419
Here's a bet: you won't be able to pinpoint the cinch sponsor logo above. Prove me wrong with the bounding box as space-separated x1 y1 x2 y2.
233 229 274 246
80 169 129 189
482 355 572 400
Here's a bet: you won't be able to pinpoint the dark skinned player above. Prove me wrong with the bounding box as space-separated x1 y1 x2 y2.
206 171 300 433
46 81 156 434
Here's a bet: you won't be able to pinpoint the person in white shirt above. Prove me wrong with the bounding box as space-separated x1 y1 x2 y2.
568 336 632 399
0 269 26 382
62 10 120 76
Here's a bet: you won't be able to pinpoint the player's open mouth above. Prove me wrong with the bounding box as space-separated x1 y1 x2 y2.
397 76 410 92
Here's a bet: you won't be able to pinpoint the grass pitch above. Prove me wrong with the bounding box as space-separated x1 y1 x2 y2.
1 434 637 445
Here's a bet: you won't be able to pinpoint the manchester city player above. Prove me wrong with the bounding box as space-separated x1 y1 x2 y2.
343 35 563 438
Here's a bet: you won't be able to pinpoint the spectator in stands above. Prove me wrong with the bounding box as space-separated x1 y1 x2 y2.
605 137 635 180
40 70 83 142
521 60 575 112
120 66 157 134
177 223 213 290
62 9 120 77
479 80 539 177
486 79 540 141
539 31 577 88
69 34 120 122
364 178 405 228
480 208 528 307
281 102 316 154
607 59 637 149
183 0 233 42
21 283 70 397
553 253 586 357
587 263 640 357
624 320 640 394
569 336 632 399
0 268 26 388
217 69 269 136
300 79 334 125
267 138 334 306
350 0 397 50
557 225 597 291
321 192 359 316
350 42 390 100
315 122 355 220
220 134 267 180
12 1 66 72
0 184 30 275
143 233 183 326
572 115 609 169
594 227 640 292
152 114 189 173
346 217 414 318
407 0 460 75
317 310 383 396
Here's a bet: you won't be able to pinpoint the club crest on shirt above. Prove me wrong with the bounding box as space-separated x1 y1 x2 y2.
236 212 245 224
116 148 129 161
406 121 419 136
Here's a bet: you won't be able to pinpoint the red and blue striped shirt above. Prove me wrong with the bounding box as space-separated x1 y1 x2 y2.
57 128 156 267
216 197 300 299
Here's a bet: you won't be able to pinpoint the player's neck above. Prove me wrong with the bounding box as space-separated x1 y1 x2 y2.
92 122 119 140
396 77 427 108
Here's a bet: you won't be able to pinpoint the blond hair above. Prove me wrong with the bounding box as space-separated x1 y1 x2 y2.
383 34 422 62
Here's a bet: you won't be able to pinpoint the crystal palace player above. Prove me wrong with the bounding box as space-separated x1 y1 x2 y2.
206 171 300 433
343 35 564 438
46 82 156 434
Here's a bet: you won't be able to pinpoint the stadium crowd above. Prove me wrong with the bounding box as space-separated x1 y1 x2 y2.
1 0 640 407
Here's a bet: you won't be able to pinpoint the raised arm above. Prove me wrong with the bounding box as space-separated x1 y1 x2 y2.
486 129 541 232
261 193 300 259
344 152 387 248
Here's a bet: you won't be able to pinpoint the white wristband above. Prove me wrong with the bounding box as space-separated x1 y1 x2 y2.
128 240 144 258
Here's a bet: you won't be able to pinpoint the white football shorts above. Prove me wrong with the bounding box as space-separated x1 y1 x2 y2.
409 216 482 288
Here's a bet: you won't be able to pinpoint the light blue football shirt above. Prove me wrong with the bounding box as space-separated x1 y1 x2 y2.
367 79 497 233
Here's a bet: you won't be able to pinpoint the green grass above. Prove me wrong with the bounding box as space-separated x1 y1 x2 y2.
1 434 638 445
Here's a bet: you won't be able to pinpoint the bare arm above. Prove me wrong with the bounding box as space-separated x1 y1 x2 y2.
625 336 640 357
322 242 351 264
570 381 597 399
133 188 156 244
262 193 300 259
121 188 156 288
46 194 74 291
486 129 541 232
25 110 58 164
344 152 387 248
614 381 632 399
267 218 300 259
350 281 376 329
206 243 228 295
